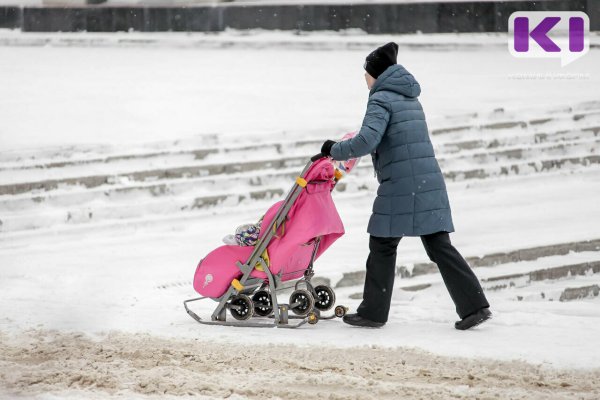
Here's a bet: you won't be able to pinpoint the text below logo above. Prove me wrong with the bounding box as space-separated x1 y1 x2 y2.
509 12 589 66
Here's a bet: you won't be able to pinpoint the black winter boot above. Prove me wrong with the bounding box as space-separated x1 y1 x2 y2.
454 307 492 330
342 313 385 328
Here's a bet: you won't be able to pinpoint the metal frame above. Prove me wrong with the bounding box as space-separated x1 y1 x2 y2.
183 153 345 328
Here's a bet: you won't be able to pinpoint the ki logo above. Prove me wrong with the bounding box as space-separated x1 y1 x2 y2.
509 12 590 66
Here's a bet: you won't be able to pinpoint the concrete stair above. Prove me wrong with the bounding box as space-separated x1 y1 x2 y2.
0 101 599 235
346 240 600 304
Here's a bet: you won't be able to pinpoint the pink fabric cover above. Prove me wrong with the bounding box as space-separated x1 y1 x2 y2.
193 158 345 298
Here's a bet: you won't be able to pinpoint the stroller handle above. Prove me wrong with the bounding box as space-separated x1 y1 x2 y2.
311 153 325 162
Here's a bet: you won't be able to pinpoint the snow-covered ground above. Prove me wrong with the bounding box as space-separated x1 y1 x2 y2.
1 30 599 399
1 30 599 151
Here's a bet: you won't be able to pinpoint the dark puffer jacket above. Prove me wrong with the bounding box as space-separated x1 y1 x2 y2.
330 64 454 237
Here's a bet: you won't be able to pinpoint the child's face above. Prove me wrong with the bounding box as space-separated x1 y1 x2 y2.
364 72 376 90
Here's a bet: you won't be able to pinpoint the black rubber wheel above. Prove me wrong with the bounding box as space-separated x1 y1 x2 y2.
334 305 347 318
307 311 319 325
252 290 273 317
289 289 315 316
229 294 253 321
314 285 336 312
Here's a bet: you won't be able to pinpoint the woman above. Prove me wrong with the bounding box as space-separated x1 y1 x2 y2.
320 42 491 330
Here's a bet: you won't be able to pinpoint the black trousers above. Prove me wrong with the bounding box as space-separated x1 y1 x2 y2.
356 231 490 323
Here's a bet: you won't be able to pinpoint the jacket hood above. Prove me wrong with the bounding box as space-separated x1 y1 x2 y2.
369 64 421 98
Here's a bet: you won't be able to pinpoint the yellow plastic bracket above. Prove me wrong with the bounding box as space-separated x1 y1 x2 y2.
334 169 343 180
255 249 270 272
272 220 286 238
231 279 244 291
296 177 307 187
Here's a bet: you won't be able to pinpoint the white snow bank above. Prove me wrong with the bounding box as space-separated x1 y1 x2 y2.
0 31 598 152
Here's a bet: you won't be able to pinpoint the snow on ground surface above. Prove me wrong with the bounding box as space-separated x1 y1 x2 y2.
1 31 600 398
1 30 599 151
2 330 599 400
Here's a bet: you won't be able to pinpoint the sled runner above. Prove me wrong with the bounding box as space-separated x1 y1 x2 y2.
184 138 360 328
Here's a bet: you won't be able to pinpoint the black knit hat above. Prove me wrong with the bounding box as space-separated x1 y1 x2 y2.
363 42 399 79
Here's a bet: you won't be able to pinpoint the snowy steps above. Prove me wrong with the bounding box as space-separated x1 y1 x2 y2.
1 144 598 211
0 107 597 188
0 129 597 208
485 272 600 302
337 238 600 287
482 260 600 291
1 150 598 232
0 101 599 234
0 115 597 176
1 106 598 177
344 239 600 303
2 155 598 232
558 284 600 302
0 140 597 202
1 123 597 198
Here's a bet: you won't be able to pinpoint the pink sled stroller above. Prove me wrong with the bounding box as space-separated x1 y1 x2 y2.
184 147 358 328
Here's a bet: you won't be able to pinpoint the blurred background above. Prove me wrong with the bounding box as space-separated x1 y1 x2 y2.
0 0 598 33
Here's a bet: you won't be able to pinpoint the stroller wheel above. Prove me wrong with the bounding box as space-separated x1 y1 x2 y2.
289 289 315 316
252 290 273 317
313 285 336 312
307 311 319 325
334 305 348 318
229 294 253 321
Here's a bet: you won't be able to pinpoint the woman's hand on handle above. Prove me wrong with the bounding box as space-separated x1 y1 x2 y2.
320 140 336 157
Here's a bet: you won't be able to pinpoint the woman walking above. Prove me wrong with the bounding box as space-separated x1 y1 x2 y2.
320 42 491 330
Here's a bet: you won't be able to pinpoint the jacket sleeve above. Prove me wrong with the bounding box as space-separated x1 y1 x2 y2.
330 97 390 161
